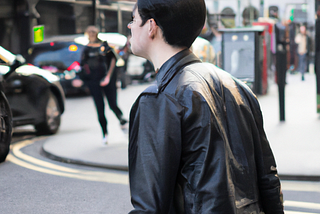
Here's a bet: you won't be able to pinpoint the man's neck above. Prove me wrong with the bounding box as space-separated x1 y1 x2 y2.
149 43 185 71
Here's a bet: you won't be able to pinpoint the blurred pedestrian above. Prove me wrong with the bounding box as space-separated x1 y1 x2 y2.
118 35 131 89
79 26 127 145
295 25 310 80
288 20 297 73
127 1 283 213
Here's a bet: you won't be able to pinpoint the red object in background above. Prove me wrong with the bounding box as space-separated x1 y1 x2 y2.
67 61 81 72
42 65 59 73
253 22 274 95
261 30 268 94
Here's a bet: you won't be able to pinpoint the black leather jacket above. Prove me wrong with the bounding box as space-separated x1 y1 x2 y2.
129 49 283 214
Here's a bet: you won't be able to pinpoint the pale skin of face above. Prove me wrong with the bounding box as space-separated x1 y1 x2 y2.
300 25 306 35
127 8 185 70
87 31 99 44
295 25 307 44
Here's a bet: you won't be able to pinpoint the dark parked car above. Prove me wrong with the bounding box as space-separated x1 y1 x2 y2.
26 34 216 94
0 46 65 136
26 33 128 95
26 34 88 96
0 73 12 163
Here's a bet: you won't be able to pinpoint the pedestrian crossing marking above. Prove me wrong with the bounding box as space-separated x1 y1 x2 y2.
285 212 320 214
284 200 320 210
282 181 320 193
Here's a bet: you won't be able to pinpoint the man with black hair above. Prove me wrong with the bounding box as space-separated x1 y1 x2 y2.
127 0 284 213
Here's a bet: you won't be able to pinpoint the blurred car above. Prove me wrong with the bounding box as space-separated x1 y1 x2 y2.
191 36 216 64
0 69 12 163
0 46 65 136
126 56 156 82
26 34 88 96
26 33 128 96
27 34 216 93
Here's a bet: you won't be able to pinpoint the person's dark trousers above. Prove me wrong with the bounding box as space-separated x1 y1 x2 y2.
85 71 123 136
298 53 307 80
102 69 123 120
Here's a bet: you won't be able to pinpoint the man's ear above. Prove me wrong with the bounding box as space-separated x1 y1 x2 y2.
148 19 158 40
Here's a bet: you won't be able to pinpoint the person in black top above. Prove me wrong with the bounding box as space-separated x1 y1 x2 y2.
80 26 127 145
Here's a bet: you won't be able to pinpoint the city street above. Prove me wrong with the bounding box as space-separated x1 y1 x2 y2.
1 0 320 213
1 138 320 213
1 139 132 213
1 73 320 213
1 140 320 214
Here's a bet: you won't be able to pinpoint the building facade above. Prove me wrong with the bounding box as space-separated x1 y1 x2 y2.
205 0 315 27
0 0 134 56
0 0 316 56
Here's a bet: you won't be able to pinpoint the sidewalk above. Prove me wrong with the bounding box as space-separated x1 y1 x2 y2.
42 71 320 180
258 70 320 180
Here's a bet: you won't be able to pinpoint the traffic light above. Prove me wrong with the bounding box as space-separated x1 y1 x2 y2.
290 9 294 21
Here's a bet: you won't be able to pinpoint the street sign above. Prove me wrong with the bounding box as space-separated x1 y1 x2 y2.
33 25 44 43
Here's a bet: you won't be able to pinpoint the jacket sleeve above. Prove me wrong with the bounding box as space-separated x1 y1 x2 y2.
128 92 183 213
247 93 284 214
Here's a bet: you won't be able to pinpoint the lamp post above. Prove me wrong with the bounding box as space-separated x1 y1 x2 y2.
315 0 320 113
249 0 253 25
275 22 287 121
237 0 241 26
92 0 96 25
260 0 264 17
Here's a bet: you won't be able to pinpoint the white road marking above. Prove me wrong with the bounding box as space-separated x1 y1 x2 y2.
284 200 320 210
282 181 320 193
285 212 320 214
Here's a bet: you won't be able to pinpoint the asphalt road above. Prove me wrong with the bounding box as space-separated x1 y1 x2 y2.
2 136 320 214
2 137 132 214
1 82 320 214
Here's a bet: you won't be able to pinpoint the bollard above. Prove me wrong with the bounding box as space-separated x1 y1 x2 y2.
315 1 320 113
275 22 287 121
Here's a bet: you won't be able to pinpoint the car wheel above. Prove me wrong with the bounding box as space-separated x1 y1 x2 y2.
35 92 61 135
0 92 13 163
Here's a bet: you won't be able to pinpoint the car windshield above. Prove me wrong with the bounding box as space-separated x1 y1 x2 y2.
31 43 84 71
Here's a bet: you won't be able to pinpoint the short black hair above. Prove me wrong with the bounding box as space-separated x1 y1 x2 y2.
137 0 206 48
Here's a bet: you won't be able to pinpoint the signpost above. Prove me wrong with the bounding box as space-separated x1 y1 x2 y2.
316 1 320 113
275 22 287 121
33 25 44 43
92 0 96 25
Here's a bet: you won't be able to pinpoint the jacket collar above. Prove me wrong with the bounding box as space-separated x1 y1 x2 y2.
156 49 201 92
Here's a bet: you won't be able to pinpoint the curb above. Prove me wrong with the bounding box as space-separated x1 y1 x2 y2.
41 147 128 171
278 174 320 182
42 145 320 182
